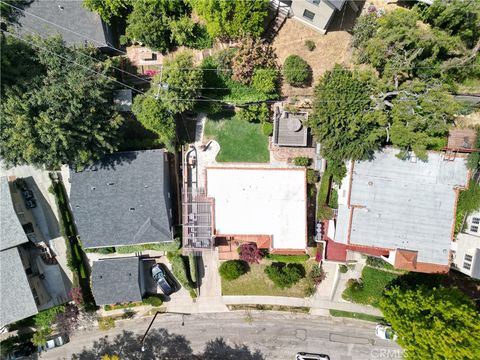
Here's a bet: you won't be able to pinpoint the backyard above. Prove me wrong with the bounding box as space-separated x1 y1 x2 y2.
204 113 270 163
221 259 317 297
342 266 399 307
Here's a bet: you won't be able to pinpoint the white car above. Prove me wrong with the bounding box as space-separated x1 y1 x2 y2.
295 353 330 360
375 324 398 341
39 335 67 352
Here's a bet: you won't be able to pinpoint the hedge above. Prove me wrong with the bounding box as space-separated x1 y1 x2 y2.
266 254 309 263
143 296 163 307
169 255 194 291
219 260 247 281
188 254 197 283
115 239 181 254
262 122 273 136
264 263 305 288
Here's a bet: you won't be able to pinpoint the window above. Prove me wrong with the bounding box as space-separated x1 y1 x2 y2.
464 254 473 262
463 261 471 270
306 0 321 5
472 217 480 225
303 9 315 21
470 225 479 232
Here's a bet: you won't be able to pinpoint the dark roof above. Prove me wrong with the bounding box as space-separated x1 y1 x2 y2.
91 257 142 305
69 150 172 248
0 248 38 326
273 111 308 147
14 0 115 48
0 177 29 251
326 0 346 11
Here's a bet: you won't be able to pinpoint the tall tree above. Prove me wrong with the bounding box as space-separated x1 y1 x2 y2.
310 65 387 162
380 286 480 360
121 0 189 52
83 0 131 23
0 36 123 169
189 0 268 39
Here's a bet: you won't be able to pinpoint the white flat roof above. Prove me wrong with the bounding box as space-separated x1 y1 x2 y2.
206 168 307 250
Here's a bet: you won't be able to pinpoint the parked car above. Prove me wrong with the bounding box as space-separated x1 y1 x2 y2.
295 353 330 360
22 190 34 200
24 199 36 209
6 342 36 359
39 334 68 352
151 264 175 296
375 324 398 341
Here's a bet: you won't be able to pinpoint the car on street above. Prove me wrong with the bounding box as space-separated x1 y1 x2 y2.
6 342 36 359
295 353 330 360
375 324 398 341
39 334 68 352
151 263 175 296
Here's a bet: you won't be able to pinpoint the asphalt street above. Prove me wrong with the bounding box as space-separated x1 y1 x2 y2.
41 312 402 360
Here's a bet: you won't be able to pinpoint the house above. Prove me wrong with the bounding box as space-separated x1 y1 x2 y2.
14 0 118 50
451 211 480 279
91 257 145 305
67 150 173 250
328 148 469 273
205 167 307 258
273 0 359 34
1 176 69 326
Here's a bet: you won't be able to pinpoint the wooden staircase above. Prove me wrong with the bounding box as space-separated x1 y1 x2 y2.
265 0 290 43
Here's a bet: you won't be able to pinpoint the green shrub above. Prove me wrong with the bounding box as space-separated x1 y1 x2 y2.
98 317 115 331
294 156 311 166
346 278 363 292
189 289 198 299
307 169 317 184
115 239 181 254
262 122 273 136
143 296 163 307
366 256 394 270
188 254 197 283
219 260 248 281
104 305 112 311
265 263 304 288
79 263 86 279
85 247 116 254
237 103 270 123
305 40 316 51
47 185 54 194
317 206 334 220
170 255 194 290
283 55 310 87
329 189 338 209
265 254 309 263
186 23 214 50
339 265 349 273
73 243 82 261
122 311 135 319
252 68 278 95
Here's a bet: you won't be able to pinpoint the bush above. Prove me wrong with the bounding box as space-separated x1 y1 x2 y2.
188 254 197 283
346 278 363 292
115 239 181 254
339 265 349 273
98 317 115 331
79 263 86 279
265 254 309 263
122 311 135 319
104 304 112 311
85 247 116 254
239 243 263 263
308 265 326 285
264 263 305 288
252 68 278 95
143 296 163 307
232 37 277 84
283 55 310 87
366 256 394 270
262 122 273 136
306 169 317 184
219 260 248 281
237 104 270 123
293 156 311 166
170 254 194 290
73 243 82 261
352 13 379 50
305 40 316 51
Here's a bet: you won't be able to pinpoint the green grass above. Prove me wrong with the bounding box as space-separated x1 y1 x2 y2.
204 116 269 163
221 259 316 297
342 267 399 307
329 309 384 322
265 254 310 263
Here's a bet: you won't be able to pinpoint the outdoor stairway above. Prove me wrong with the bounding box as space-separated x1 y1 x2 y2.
265 0 290 43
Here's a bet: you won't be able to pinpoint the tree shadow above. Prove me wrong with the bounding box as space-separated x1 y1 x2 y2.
71 330 265 360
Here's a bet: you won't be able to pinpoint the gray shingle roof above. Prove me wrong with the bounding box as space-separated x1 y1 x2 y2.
14 0 115 48
0 176 29 251
91 257 142 305
69 150 172 248
0 248 38 326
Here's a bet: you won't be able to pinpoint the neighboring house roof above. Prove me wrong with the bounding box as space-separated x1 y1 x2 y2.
91 257 142 305
206 167 307 251
273 111 309 147
334 148 469 271
69 150 172 248
394 249 418 270
0 247 38 326
14 0 115 48
0 176 29 251
447 128 477 151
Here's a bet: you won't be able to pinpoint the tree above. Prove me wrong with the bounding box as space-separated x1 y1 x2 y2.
251 68 278 95
239 243 263 264
131 95 176 148
122 0 189 52
55 304 80 336
83 0 131 23
231 37 277 85
169 16 196 46
237 104 269 123
157 52 203 113
189 0 268 39
32 329 51 347
418 0 480 48
283 55 311 87
0 36 123 169
380 286 480 360
264 263 304 289
309 65 387 163
218 260 247 281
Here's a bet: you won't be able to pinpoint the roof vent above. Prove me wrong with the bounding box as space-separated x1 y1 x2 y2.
58 5 64 10
129 207 135 211
368 181 373 186
91 187 96 191
107 182 115 186
99 275 102 279
129 273 132 276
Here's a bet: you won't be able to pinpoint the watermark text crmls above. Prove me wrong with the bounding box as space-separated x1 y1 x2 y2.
371 348 405 359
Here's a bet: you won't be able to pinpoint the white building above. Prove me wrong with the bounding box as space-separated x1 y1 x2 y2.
451 211 480 279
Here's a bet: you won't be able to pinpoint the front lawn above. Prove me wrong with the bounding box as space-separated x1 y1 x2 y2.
221 259 316 297
342 266 399 307
329 309 384 323
204 115 270 163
